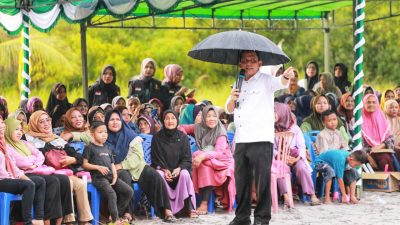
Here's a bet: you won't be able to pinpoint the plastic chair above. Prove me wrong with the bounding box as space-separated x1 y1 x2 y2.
227 131 235 146
188 135 197 153
139 134 153 164
133 183 155 219
0 192 23 225
271 131 294 213
87 183 100 225
69 141 85 155
304 130 340 201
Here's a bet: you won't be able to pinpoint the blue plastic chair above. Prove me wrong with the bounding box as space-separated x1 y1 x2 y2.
139 134 153 164
133 183 155 219
87 183 100 225
304 130 340 200
227 131 235 146
69 141 85 155
188 135 197 153
0 192 23 225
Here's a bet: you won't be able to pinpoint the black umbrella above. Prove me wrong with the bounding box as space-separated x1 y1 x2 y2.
188 30 290 66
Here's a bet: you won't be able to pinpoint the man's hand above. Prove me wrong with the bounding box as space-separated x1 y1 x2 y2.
230 89 240 102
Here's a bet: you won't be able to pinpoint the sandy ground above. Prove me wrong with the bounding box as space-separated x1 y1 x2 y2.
134 191 400 225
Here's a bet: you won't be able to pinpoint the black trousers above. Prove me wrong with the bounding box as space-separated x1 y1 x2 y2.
92 177 133 221
0 178 35 225
234 142 273 223
117 169 135 214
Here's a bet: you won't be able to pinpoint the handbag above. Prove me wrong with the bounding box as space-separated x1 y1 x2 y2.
45 148 68 170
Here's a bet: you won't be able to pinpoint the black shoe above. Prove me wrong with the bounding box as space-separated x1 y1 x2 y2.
253 217 269 225
229 217 251 225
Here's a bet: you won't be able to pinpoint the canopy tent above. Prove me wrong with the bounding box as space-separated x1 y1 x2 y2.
0 0 365 151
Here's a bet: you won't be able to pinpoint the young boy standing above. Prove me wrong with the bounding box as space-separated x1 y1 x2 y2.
315 150 368 204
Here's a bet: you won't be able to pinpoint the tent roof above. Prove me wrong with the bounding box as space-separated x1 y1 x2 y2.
0 0 353 34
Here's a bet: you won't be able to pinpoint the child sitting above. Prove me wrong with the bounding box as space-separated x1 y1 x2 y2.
315 150 368 204
82 121 133 224
315 110 349 155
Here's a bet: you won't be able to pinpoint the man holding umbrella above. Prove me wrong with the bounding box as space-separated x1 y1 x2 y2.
226 51 294 225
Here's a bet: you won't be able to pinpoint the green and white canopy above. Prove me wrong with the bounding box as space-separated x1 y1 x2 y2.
0 0 353 35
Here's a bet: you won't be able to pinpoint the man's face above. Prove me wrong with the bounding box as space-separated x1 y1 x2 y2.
239 51 262 77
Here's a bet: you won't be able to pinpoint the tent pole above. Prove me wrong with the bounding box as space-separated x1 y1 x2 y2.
80 22 88 100
323 13 330 72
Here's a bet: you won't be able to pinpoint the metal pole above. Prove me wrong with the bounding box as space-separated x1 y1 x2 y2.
323 13 330 72
80 22 88 100
21 10 30 100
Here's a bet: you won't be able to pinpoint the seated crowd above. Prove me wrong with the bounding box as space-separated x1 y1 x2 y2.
1 58 397 225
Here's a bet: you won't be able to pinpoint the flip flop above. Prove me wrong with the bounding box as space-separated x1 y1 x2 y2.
196 209 208 215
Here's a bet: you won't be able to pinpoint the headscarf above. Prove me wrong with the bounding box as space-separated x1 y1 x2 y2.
361 94 391 147
317 72 342 99
149 98 164 116
5 118 31 157
105 110 137 163
9 109 28 132
111 96 125 109
170 96 184 110
127 96 141 107
274 102 294 132
303 95 344 131
87 106 105 125
380 90 395 110
72 98 89 111
337 93 354 123
305 61 319 91
194 105 227 150
0 122 15 178
159 110 180 138
333 63 351 94
0 97 8 119
19 99 28 112
139 58 156 82
163 64 183 84
27 110 57 142
45 83 71 126
63 108 87 133
294 95 312 124
383 99 400 144
137 114 156 135
26 97 43 114
100 103 112 111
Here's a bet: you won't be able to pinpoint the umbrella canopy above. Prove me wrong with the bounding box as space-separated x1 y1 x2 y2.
188 30 290 66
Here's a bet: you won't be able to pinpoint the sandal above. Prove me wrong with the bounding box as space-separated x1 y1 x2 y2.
163 215 177 223
196 209 208 215
311 199 321 206
189 210 199 218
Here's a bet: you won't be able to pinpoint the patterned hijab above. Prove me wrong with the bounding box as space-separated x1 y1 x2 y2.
27 110 57 142
5 118 31 157
361 94 391 147
194 105 227 150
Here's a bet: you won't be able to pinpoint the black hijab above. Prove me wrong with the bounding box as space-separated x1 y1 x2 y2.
333 63 351 94
151 110 192 172
305 61 319 91
105 109 137 164
45 83 71 127
99 65 119 97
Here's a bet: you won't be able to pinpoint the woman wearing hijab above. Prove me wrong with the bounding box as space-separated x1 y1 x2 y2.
87 106 105 125
104 110 136 222
25 110 93 224
137 114 157 135
128 58 165 106
274 103 320 206
111 96 126 109
162 64 188 109
45 83 71 128
333 63 351 94
5 118 77 225
300 95 349 143
384 100 400 159
0 97 8 120
337 93 355 138
88 65 121 107
60 108 92 145
294 95 312 126
26 97 44 121
315 72 342 99
380 89 396 109
0 116 44 225
149 98 164 118
298 61 319 91
127 97 141 125
170 96 185 115
151 110 197 218
179 105 235 214
179 104 202 125
72 98 89 122
362 94 395 171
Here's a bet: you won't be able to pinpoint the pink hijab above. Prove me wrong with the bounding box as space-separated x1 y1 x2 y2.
361 94 391 147
163 64 183 84
274 102 294 132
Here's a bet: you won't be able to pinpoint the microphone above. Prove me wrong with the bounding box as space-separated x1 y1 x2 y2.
235 69 246 108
